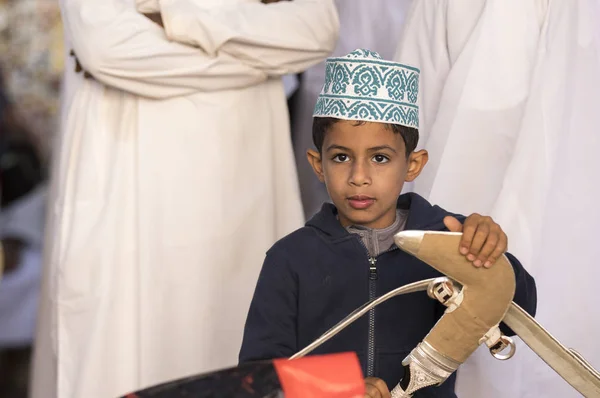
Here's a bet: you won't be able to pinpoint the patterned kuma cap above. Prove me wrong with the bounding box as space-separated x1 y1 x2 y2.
313 49 420 129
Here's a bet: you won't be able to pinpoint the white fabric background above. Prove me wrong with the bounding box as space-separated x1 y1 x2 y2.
395 0 600 396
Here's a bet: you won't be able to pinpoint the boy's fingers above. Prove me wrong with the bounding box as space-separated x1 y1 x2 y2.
365 386 380 398
365 378 390 398
484 233 508 268
459 215 480 255
468 223 490 264
443 216 463 233
476 228 500 265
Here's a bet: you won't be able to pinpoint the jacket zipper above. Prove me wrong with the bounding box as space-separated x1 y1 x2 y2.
356 236 398 377
367 256 378 377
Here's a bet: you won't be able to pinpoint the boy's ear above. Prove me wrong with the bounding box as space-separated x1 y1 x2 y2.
405 149 428 182
307 149 325 182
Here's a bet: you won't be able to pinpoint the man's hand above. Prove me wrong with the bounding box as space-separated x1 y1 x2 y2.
365 377 391 398
69 50 92 79
444 214 508 268
143 13 164 27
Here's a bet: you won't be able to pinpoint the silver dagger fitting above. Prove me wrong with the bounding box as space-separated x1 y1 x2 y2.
391 342 461 398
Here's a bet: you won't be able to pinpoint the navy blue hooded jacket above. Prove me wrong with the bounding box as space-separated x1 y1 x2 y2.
239 193 537 397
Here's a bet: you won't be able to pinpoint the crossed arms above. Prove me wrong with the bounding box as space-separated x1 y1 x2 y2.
63 0 339 98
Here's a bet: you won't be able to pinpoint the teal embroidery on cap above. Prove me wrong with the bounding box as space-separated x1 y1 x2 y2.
385 70 406 101
331 64 351 94
352 66 382 97
313 49 420 129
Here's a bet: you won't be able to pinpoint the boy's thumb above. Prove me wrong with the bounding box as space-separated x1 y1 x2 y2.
443 216 463 232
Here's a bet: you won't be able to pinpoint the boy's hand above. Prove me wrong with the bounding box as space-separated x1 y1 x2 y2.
364 377 391 398
443 215 508 268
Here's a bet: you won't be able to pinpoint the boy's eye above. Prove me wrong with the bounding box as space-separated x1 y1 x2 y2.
333 154 350 163
372 154 390 163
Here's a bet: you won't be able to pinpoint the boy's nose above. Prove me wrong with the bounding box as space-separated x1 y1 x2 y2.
349 162 372 186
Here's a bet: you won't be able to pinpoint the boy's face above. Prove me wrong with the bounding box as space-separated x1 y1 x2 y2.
307 120 428 229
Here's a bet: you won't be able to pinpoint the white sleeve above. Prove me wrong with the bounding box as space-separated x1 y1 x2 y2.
61 0 268 99
159 0 340 76
135 0 160 13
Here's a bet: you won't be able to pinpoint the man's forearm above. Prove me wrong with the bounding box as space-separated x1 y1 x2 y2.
61 0 268 98
159 0 339 76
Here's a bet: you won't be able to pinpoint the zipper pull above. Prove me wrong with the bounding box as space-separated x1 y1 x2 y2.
369 257 378 280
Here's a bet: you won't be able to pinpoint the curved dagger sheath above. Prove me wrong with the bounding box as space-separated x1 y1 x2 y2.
292 231 600 397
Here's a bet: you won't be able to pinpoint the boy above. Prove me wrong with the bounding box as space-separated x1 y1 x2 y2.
239 49 537 397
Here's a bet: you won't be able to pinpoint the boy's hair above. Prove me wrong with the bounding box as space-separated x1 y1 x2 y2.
312 117 419 158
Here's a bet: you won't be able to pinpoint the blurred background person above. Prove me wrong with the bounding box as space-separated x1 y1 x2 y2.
0 0 62 396
30 1 339 398
0 66 48 398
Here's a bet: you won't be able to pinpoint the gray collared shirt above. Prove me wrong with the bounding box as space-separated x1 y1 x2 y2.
346 209 409 257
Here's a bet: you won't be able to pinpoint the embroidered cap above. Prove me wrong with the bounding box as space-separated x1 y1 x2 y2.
313 49 420 129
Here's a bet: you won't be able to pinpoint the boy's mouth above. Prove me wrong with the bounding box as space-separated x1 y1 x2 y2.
347 195 375 210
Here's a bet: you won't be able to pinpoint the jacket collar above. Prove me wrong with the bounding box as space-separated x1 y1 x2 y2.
305 192 453 241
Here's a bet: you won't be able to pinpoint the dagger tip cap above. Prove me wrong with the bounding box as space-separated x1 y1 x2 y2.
394 230 425 256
